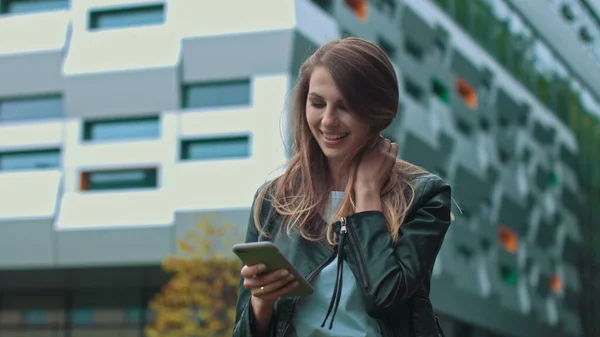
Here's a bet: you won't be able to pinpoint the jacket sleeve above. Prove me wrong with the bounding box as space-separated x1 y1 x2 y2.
341 175 452 319
232 191 260 337
232 185 277 337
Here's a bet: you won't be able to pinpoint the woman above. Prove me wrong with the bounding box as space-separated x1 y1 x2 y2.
233 37 451 337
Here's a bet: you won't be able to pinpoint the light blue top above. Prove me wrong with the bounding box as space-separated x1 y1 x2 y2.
290 191 381 336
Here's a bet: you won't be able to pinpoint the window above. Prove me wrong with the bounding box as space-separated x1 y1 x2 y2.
80 168 158 191
340 29 354 38
310 0 333 14
82 116 160 142
88 3 165 30
377 36 396 59
455 119 473 136
456 245 473 263
579 26 593 43
0 0 69 15
403 78 424 104
560 4 575 22
0 148 60 171
0 95 63 122
372 0 396 19
431 78 450 104
181 135 250 161
497 148 509 164
182 80 251 109
499 265 518 287
404 38 424 61
70 309 94 326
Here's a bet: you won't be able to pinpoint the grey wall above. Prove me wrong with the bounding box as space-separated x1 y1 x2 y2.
0 51 65 98
0 208 251 269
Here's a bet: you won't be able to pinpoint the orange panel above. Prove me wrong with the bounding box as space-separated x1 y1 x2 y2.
550 274 563 293
80 172 89 191
498 225 518 253
345 0 367 21
456 78 478 109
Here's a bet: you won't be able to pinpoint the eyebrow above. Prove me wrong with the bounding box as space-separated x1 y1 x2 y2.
308 92 344 104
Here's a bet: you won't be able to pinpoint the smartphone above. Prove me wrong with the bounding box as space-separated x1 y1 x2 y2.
232 241 314 297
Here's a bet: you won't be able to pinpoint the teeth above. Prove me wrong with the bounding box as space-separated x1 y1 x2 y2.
322 132 348 140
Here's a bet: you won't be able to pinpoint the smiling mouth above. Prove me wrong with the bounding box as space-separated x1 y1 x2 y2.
321 131 349 141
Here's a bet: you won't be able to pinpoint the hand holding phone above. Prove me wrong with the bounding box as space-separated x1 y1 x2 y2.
239 264 298 302
233 242 314 299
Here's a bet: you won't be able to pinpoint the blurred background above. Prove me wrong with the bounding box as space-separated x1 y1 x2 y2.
0 0 598 336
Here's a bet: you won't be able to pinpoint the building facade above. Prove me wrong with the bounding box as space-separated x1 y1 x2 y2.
0 0 597 336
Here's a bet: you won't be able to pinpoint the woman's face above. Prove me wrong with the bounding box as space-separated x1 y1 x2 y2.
305 67 370 165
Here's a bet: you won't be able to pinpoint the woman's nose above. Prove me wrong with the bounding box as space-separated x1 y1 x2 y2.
321 108 339 127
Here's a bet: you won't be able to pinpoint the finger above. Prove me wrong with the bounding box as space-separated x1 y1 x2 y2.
263 273 295 293
388 143 399 168
268 280 300 298
253 280 300 300
252 273 295 296
244 269 291 289
247 269 290 287
376 137 384 150
390 142 398 158
382 138 392 154
240 264 267 278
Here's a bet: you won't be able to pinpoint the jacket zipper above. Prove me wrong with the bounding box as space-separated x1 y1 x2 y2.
281 217 370 335
280 251 336 336
346 218 372 291
320 217 347 329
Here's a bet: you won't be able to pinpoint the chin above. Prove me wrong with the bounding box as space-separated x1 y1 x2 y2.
321 149 348 162
322 152 338 160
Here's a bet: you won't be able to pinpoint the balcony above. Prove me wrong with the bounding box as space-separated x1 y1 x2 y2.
0 9 69 96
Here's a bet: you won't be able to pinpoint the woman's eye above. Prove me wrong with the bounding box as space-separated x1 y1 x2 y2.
310 101 325 108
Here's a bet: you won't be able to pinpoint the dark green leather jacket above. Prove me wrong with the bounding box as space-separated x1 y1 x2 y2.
233 174 451 337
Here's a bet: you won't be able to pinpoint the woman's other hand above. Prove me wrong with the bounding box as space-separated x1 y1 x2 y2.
354 136 397 212
355 136 397 194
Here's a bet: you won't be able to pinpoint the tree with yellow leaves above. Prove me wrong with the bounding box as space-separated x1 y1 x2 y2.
145 218 242 337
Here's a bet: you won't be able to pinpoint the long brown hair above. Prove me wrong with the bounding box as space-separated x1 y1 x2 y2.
254 37 427 245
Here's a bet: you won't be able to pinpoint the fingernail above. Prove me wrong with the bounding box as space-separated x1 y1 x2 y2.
257 264 266 271
293 281 299 287
287 274 295 281
280 270 290 277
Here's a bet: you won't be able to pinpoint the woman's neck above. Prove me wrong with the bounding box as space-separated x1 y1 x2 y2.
328 160 350 191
